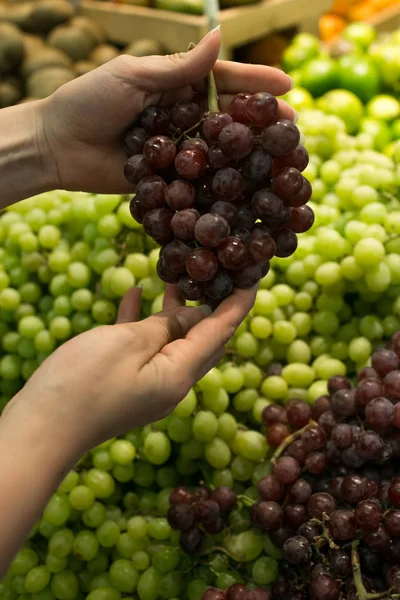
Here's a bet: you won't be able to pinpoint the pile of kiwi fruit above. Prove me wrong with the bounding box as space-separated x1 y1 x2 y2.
0 0 164 107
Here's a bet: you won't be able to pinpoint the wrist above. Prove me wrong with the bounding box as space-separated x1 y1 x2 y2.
0 99 60 208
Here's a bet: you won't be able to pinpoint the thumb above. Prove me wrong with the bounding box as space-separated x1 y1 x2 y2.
134 304 212 363
133 27 221 92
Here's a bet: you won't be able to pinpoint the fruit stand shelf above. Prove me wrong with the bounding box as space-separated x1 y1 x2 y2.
368 3 400 33
79 0 332 59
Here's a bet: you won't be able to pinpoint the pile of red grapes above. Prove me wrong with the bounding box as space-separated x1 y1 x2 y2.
255 333 400 600
202 582 269 600
123 92 313 306
167 485 237 554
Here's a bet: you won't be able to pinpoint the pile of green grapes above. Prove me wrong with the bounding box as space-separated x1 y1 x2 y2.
1 104 400 600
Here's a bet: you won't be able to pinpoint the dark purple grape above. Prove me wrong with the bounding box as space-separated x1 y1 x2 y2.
363 525 390 552
211 201 239 227
208 145 232 170
313 396 331 419
194 213 230 247
194 499 220 527
283 535 311 565
203 112 233 142
252 189 284 226
217 237 248 270
142 207 173 246
236 203 256 230
141 106 170 134
272 168 303 200
358 366 379 382
231 263 261 289
328 375 352 395
178 275 204 301
136 175 167 210
262 120 300 157
284 504 307 528
285 440 307 466
157 257 180 283
275 145 309 172
298 521 321 544
384 370 400 400
288 178 312 207
258 475 285 502
307 493 336 519
289 479 312 504
331 550 351 577
170 101 200 130
272 228 298 258
248 232 276 263
165 179 196 210
331 424 354 449
171 208 200 241
129 196 145 223
331 389 356 417
228 93 252 124
180 137 209 155
143 135 177 168
372 349 399 377
384 510 400 537
328 509 357 540
356 377 384 408
179 526 204 554
210 486 237 513
389 478 400 505
196 176 215 208
286 400 312 430
288 205 315 233
355 431 385 460
262 404 287 427
124 125 149 155
366 397 394 429
246 92 279 126
267 423 290 448
124 154 153 184
355 499 382 531
212 168 243 201
170 487 192 505
219 123 254 159
202 588 226 600
204 271 233 300
386 565 400 591
341 475 369 504
241 148 273 181
175 149 207 180
302 426 326 452
167 503 195 530
273 457 300 484
305 452 327 475
186 248 218 282
256 501 282 531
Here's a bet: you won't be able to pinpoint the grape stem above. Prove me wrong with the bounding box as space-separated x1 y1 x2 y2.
309 517 339 551
271 420 318 463
207 68 219 113
351 540 397 600
237 494 256 507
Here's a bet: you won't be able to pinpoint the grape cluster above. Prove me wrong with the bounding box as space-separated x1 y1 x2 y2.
123 93 313 306
202 582 269 600
257 335 400 600
167 485 237 554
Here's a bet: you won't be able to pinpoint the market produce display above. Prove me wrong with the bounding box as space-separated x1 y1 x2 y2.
320 0 399 41
124 87 311 304
283 25 400 103
2 17 400 600
0 0 164 107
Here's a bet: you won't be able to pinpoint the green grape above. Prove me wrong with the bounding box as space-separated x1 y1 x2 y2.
127 516 148 539
109 559 139 593
231 455 255 482
50 570 79 600
152 547 180 574
58 472 79 495
124 253 149 279
109 440 136 465
159 571 182 599
137 567 161 600
252 556 279 585
250 315 272 339
49 316 71 340
73 530 99 561
96 520 120 548
143 432 171 465
173 389 197 418
205 438 231 469
113 463 134 482
234 431 267 462
221 366 245 394
147 518 171 541
82 502 107 529
156 466 178 489
43 493 71 526
0 288 21 311
86 469 115 499
235 332 259 357
186 580 208 600
261 375 288 400
86 588 121 600
192 411 218 442
133 462 156 487
10 548 39 575
197 367 223 392
167 415 192 443
46 555 68 574
233 389 258 412
202 388 229 415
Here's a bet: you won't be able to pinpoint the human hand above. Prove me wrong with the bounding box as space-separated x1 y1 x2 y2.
7 283 257 456
39 28 295 195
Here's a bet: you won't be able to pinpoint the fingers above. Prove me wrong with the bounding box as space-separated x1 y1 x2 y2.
116 287 142 323
135 304 211 363
161 286 258 381
202 61 293 97
162 284 185 311
131 28 221 94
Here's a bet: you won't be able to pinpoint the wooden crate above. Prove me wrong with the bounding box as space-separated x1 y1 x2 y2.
80 0 332 59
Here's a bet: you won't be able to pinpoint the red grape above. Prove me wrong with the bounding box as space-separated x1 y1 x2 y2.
136 175 166 210
262 120 300 157
124 125 149 156
170 101 200 130
175 149 207 180
194 213 230 247
219 123 254 159
228 92 252 123
171 208 200 241
141 106 170 134
288 205 315 233
212 168 243 201
124 154 153 184
143 135 176 168
186 248 218 282
203 112 233 142
217 236 248 270
246 92 279 127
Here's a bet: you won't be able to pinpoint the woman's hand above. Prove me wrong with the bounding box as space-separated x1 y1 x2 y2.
6 283 257 457
40 28 295 194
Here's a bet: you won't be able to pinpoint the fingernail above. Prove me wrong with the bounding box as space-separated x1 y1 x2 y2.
198 304 213 317
288 77 295 91
293 109 299 124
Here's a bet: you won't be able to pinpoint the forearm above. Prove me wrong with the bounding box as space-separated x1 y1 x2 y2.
0 391 82 577
0 100 58 209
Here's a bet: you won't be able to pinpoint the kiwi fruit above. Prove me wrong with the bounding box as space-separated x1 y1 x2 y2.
0 3 33 30
22 46 72 78
26 65 75 98
22 34 45 58
70 16 106 46
48 25 95 61
89 44 119 66
28 0 73 34
0 22 24 73
124 38 164 57
0 81 22 107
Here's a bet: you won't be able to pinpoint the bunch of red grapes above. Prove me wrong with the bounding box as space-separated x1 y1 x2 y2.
202 582 269 600
123 92 313 306
255 333 400 600
167 485 237 554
